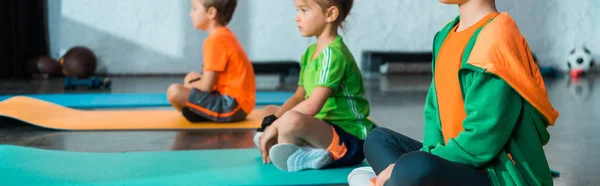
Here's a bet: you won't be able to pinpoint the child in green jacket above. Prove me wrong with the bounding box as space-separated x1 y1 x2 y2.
350 0 559 185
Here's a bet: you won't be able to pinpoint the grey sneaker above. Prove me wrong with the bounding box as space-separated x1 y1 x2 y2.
269 143 332 172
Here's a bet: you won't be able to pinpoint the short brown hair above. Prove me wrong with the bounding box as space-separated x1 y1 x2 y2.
314 0 354 28
202 0 237 25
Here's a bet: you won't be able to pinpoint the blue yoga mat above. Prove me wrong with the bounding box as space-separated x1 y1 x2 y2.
0 145 362 186
0 92 293 109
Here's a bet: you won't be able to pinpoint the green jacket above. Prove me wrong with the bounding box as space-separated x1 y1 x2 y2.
420 13 560 186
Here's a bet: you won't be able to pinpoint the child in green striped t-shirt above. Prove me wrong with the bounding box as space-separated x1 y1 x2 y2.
254 0 374 172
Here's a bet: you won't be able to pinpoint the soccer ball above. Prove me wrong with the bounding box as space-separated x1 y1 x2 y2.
566 46 594 78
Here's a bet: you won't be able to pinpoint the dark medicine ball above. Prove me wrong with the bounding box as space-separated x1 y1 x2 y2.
60 46 97 78
26 56 61 78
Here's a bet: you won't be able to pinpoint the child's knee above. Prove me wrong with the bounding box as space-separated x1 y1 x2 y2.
364 128 392 148
277 111 305 134
363 128 389 160
167 84 183 101
391 151 440 185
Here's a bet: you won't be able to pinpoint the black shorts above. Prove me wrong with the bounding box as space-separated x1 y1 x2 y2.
184 88 247 122
323 122 366 168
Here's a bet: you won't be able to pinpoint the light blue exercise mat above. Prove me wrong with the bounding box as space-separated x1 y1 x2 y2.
0 92 293 109
0 145 363 186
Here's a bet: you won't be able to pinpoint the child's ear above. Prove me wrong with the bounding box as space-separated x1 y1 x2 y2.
207 6 218 19
325 6 339 23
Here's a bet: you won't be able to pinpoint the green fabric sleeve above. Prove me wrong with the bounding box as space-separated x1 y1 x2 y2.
420 80 444 153
430 73 522 168
314 48 345 90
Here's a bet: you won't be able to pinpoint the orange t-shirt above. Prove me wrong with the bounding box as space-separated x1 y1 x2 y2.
203 27 256 114
435 13 499 143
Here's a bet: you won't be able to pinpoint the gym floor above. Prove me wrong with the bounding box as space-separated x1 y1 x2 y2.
0 74 598 186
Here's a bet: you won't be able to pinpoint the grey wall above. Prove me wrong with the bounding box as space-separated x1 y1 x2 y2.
499 0 599 71
47 0 599 74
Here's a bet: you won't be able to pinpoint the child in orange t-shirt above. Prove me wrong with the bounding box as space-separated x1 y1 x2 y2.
167 0 255 122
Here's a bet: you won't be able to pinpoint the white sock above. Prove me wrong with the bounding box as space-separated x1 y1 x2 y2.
269 143 332 172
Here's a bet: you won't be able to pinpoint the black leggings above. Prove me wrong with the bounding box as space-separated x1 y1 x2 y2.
364 127 491 186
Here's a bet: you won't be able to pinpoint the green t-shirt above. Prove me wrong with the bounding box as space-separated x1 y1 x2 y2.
298 36 374 140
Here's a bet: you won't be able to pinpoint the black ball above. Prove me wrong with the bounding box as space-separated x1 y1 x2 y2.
60 46 97 78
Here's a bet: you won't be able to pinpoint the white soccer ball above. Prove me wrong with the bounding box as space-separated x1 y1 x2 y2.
566 46 594 77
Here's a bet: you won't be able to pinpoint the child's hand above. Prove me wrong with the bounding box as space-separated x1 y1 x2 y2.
375 164 395 186
259 125 278 164
184 72 202 88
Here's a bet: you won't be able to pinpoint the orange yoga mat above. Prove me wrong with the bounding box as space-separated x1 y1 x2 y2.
0 96 262 130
